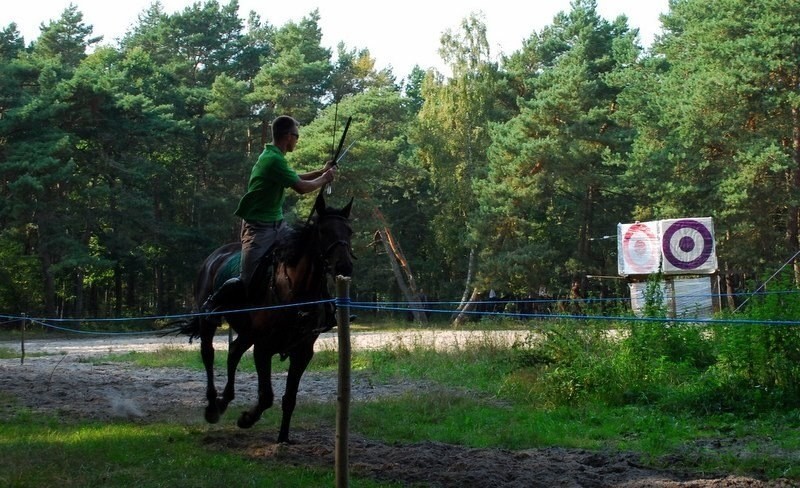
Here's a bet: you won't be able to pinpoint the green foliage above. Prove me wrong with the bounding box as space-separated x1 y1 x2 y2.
509 308 800 413
0 346 18 359
617 0 800 269
249 10 332 124
32 4 101 68
30 326 800 480
0 420 396 487
640 274 667 318
2 0 800 322
479 0 638 292
708 273 800 410
507 277 800 414
353 332 800 477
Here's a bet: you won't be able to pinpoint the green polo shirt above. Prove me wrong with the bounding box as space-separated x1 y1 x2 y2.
234 145 301 222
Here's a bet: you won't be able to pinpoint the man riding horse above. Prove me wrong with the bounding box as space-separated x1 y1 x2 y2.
201 115 337 323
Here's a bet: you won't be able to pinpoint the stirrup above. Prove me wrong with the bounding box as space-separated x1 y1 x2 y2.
201 277 245 314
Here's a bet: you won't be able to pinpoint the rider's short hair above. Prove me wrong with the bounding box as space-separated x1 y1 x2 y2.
271 115 298 140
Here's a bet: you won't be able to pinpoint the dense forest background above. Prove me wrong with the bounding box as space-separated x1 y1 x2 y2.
1 0 798 319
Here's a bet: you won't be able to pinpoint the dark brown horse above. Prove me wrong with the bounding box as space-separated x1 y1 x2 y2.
181 193 354 443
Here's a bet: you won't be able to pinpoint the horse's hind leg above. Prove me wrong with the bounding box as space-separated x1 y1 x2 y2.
199 317 221 423
277 342 314 443
237 342 274 429
217 333 253 416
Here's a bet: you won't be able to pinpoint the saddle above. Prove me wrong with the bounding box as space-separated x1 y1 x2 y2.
249 248 279 306
210 241 335 334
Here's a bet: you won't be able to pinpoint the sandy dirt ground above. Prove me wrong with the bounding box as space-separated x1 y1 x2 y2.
0 332 794 487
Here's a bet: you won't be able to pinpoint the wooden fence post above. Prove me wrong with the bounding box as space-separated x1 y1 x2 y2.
335 275 352 488
20 313 26 365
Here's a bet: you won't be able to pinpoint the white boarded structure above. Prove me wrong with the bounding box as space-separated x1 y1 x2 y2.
618 217 718 319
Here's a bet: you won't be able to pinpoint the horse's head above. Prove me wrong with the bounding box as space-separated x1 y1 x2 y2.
314 193 355 278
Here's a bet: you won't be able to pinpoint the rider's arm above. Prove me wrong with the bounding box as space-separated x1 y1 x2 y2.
291 167 335 195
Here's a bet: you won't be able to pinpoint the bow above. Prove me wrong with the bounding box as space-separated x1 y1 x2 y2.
307 115 353 223
324 115 352 195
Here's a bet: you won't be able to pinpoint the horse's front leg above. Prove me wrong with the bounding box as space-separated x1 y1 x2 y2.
217 333 253 417
237 342 274 429
277 341 315 443
199 318 221 423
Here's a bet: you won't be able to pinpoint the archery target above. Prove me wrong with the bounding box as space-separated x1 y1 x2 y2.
618 221 661 276
660 218 717 274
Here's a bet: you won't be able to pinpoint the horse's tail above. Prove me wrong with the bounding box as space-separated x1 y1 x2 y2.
164 316 201 343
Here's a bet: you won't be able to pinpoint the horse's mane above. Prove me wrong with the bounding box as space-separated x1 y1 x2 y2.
272 205 350 267
273 217 318 267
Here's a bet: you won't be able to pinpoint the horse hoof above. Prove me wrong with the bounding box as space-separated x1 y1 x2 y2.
205 407 221 424
237 412 257 429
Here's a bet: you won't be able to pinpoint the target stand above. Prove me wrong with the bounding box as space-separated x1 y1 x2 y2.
617 217 719 319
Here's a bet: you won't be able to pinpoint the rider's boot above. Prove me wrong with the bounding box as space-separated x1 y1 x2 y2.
201 277 246 314
322 302 337 332
310 303 357 334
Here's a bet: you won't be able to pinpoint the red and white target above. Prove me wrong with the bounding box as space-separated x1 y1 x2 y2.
659 218 717 274
617 221 661 276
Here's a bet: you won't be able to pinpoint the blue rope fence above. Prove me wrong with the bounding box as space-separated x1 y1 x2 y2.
0 299 336 336
349 303 800 326
1 289 799 337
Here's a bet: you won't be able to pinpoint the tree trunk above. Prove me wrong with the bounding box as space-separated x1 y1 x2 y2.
457 248 476 306
39 249 56 317
261 118 270 147
73 271 84 317
155 264 165 314
724 269 736 311
791 107 800 284
115 264 123 317
377 229 426 324
578 185 593 263
126 268 137 312
372 209 427 324
453 287 480 326
452 248 477 324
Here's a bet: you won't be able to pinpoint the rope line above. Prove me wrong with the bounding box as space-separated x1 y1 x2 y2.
371 289 800 307
27 318 180 336
2 287 800 337
348 303 800 326
0 298 335 324
0 299 336 337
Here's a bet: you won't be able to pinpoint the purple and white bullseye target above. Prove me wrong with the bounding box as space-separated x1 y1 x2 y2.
659 218 717 274
617 221 661 276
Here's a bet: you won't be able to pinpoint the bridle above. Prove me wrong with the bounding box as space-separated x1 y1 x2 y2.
315 214 355 273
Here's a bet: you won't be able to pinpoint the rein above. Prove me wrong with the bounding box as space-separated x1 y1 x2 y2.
323 240 350 256
314 214 353 269
276 213 352 297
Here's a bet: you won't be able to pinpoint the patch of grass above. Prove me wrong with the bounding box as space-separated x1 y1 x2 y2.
349 315 530 332
361 340 518 394
94 347 209 370
307 348 339 371
344 335 800 480
0 346 19 359
58 324 800 481
95 346 342 374
347 388 800 479
0 414 399 488
0 346 52 360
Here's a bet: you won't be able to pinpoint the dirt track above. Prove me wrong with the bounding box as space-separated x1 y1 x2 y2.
2 329 531 356
0 332 792 487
